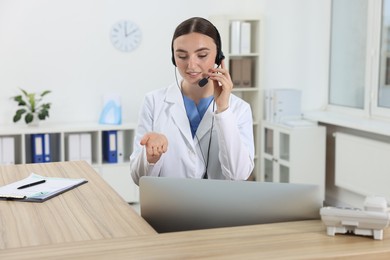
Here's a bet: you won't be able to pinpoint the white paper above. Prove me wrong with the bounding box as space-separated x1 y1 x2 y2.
0 173 86 200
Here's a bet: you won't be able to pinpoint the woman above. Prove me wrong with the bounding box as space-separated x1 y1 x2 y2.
130 17 254 185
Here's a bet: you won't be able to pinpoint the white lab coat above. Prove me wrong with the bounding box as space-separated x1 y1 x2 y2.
130 83 254 185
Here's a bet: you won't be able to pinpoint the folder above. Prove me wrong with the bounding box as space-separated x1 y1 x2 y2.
80 133 92 164
31 134 44 163
241 58 253 87
67 133 92 164
116 130 124 163
103 130 118 163
230 21 241 54
43 133 51 162
240 22 251 54
230 59 242 87
67 134 81 161
264 89 274 121
0 173 87 202
271 89 302 123
1 137 15 164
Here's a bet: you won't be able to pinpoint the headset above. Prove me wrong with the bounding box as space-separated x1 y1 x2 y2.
171 22 225 87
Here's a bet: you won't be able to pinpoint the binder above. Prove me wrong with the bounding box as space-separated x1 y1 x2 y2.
43 133 51 162
103 130 118 163
31 134 51 163
230 21 241 54
116 130 124 163
1 137 15 164
264 89 274 121
67 134 81 161
80 133 92 164
241 58 252 87
240 22 251 54
67 133 92 164
31 134 44 163
267 89 302 123
230 59 242 87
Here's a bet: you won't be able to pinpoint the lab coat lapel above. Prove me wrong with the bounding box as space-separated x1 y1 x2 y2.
165 85 194 146
196 102 214 141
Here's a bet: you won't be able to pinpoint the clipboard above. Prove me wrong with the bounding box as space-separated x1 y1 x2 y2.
0 173 87 202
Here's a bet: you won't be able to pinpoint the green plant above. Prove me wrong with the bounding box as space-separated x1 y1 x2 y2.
12 88 52 124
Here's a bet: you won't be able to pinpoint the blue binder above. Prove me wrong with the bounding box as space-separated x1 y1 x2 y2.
43 133 51 162
103 130 118 163
31 134 44 163
31 133 51 163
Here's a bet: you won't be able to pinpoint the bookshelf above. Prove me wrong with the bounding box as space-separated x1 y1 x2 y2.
210 15 263 180
0 122 139 202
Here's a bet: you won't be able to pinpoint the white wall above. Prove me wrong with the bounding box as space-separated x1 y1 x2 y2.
0 0 330 126
262 0 330 111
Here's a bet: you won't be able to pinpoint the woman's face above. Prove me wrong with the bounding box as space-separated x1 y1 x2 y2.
173 32 217 86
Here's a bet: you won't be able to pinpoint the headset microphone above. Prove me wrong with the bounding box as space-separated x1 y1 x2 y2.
198 77 209 87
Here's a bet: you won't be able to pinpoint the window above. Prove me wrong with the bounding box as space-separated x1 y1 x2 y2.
378 0 390 109
329 0 367 109
328 0 390 119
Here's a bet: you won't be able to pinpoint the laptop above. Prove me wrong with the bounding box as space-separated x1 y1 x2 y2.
139 176 323 233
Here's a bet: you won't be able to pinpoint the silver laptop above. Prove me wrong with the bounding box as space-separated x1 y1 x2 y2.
139 176 322 233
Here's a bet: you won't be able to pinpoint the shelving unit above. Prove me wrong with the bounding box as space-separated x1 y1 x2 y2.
260 121 326 200
0 122 139 202
210 15 263 180
0 16 263 202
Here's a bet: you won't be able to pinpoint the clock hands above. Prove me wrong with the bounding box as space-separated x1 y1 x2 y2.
125 28 138 37
111 20 141 52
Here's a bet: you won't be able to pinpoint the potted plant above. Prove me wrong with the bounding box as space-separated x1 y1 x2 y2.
12 88 52 125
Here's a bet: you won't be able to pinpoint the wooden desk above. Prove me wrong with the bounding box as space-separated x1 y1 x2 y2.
1 220 390 259
1 161 390 259
0 161 156 250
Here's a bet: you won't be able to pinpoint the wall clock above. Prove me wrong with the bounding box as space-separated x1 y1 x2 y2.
110 20 142 52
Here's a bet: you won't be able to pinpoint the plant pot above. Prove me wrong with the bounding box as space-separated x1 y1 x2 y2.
28 115 40 127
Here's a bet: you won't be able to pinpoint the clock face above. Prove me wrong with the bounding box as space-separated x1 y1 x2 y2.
110 20 142 52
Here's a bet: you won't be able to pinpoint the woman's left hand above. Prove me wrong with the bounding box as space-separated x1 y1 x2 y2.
208 59 233 113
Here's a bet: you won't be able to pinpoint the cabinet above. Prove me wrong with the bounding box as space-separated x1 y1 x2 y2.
210 15 263 180
0 122 139 202
260 121 326 199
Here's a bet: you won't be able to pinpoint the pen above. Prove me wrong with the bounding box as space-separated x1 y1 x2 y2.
17 180 46 189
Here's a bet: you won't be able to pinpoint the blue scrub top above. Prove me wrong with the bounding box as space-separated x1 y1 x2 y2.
183 95 214 138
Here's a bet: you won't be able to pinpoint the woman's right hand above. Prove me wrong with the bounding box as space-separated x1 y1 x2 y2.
140 132 168 164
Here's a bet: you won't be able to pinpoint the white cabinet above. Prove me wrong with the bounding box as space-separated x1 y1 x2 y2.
210 15 263 180
100 164 139 202
260 121 326 199
0 122 139 202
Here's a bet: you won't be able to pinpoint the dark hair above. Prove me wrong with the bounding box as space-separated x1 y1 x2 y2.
171 17 224 66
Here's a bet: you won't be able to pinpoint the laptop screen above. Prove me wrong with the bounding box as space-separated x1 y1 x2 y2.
139 176 322 233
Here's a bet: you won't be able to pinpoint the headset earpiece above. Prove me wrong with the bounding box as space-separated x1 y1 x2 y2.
215 51 225 66
172 55 176 66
